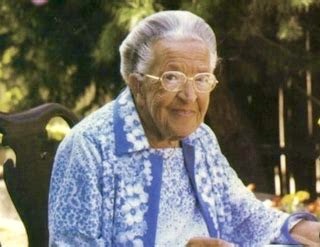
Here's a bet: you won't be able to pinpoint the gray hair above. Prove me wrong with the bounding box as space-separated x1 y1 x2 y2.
119 10 217 83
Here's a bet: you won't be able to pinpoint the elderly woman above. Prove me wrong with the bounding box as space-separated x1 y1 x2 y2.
48 11 320 246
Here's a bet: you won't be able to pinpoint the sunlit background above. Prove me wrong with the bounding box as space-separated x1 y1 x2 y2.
1 0 320 246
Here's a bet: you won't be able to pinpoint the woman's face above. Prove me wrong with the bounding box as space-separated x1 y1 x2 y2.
132 38 214 147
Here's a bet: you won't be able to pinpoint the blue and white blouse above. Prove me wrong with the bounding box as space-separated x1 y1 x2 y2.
48 87 316 247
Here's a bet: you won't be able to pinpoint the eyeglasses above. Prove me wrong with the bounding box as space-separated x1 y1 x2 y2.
143 71 218 93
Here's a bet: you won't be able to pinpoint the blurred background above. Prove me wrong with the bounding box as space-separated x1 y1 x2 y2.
1 0 320 193
1 1 320 245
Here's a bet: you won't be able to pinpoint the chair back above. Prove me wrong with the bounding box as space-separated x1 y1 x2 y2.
0 103 78 247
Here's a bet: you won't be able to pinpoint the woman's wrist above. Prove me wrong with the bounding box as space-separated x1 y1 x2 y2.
290 220 320 244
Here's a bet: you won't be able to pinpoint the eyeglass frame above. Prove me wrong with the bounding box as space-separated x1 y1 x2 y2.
141 71 219 93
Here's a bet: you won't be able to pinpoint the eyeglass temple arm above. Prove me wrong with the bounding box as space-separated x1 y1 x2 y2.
145 74 160 80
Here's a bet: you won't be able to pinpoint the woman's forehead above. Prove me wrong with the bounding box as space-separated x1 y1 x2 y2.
150 39 212 71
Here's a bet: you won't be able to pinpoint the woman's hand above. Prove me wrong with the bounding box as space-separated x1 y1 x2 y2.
290 220 320 247
186 237 234 247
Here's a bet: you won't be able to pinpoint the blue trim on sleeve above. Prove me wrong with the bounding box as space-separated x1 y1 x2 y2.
280 212 318 244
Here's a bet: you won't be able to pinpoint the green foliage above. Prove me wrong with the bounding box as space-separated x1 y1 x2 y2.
277 16 303 41
116 0 155 30
0 0 319 117
0 0 114 114
1 0 319 194
94 1 155 64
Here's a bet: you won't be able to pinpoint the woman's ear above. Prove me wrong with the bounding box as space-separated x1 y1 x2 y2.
128 73 145 103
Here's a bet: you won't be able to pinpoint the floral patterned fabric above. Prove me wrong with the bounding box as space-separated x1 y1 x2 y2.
153 148 209 246
49 87 312 247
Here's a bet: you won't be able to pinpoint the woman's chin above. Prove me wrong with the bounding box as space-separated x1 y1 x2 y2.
169 126 198 140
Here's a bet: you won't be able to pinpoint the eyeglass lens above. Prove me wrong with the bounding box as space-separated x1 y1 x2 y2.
161 71 216 92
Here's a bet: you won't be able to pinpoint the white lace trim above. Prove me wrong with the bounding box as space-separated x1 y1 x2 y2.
153 148 209 247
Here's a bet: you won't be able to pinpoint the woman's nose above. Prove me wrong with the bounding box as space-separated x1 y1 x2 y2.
178 80 197 102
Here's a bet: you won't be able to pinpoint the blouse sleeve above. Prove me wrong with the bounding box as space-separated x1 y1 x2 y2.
217 152 290 245
48 131 113 247
205 127 320 246
201 126 292 245
272 212 318 244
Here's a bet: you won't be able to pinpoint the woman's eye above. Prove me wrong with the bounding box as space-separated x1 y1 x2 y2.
196 77 208 84
166 74 178 81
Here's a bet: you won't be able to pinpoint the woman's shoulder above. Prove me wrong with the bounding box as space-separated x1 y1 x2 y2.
59 101 115 149
73 101 114 135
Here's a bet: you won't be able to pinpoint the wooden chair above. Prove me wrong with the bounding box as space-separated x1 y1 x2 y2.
0 103 78 247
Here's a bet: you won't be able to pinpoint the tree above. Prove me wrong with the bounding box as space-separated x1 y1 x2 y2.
1 0 320 193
